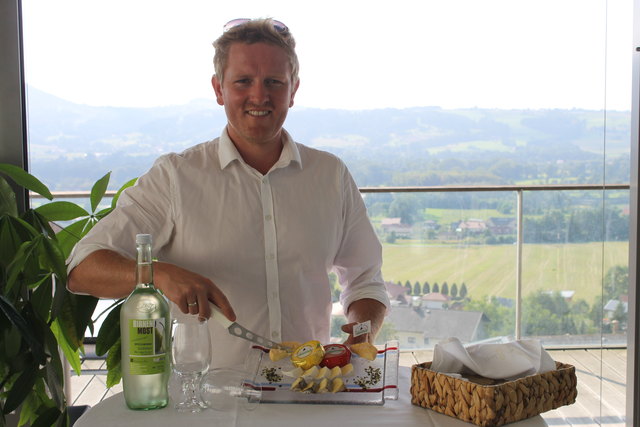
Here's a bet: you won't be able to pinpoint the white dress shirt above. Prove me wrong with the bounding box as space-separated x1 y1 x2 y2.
67 128 390 368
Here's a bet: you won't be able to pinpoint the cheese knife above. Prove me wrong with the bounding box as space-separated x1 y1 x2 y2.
209 303 289 350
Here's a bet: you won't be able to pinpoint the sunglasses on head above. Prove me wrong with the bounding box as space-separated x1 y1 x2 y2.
223 18 289 33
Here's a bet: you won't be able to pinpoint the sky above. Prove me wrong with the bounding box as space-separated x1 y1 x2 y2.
21 0 634 111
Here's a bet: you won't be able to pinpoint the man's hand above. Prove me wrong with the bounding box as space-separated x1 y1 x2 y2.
341 298 386 346
153 261 236 322
341 322 371 346
68 249 236 322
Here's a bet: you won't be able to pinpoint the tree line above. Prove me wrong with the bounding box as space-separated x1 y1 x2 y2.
464 265 629 337
398 280 468 299
366 190 628 246
330 264 628 342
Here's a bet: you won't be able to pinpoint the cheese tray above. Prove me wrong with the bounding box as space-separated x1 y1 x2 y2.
242 340 399 405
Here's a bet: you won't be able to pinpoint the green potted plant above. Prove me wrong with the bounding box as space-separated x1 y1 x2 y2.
0 164 134 427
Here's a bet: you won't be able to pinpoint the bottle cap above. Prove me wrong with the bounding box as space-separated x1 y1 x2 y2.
136 234 152 245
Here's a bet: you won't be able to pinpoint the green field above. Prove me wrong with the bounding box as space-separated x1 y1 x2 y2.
381 241 629 303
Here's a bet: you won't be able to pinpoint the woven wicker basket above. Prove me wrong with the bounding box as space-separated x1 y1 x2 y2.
410 361 577 426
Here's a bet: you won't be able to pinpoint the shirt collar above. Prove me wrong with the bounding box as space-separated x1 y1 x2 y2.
218 127 302 171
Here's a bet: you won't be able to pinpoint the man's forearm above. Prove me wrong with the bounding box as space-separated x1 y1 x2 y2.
67 249 137 299
68 249 237 322
345 298 387 340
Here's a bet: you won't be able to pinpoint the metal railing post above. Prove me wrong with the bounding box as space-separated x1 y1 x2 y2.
515 190 523 340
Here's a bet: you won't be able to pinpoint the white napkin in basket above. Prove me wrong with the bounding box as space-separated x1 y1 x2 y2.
431 337 556 380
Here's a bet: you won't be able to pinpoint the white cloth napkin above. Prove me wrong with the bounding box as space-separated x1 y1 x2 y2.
431 337 556 380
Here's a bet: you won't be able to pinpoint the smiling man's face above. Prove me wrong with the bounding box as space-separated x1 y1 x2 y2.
212 42 299 150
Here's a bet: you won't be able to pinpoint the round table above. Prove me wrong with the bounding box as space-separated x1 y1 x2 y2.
74 367 549 427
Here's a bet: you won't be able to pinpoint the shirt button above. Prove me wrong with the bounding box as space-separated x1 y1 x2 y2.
265 214 272 221
267 254 275 260
272 331 279 339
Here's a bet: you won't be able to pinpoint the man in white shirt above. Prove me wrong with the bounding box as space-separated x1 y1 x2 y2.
67 18 389 367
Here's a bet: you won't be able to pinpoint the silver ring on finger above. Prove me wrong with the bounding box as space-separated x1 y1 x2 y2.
187 301 198 307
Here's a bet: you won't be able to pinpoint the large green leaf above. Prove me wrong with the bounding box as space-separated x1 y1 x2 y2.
94 207 113 220
30 275 53 322
3 324 21 359
55 217 90 258
54 293 98 352
0 214 39 253
51 319 81 376
5 239 39 295
0 324 32 372
0 215 30 270
69 294 98 343
96 304 121 356
17 379 52 427
0 296 46 365
111 177 137 209
5 213 39 235
35 201 89 222
2 362 37 413
51 297 80 350
30 406 62 427
106 338 122 388
1 216 46 289
90 172 111 213
57 408 70 427
50 274 68 323
40 236 67 284
42 330 65 408
0 164 52 200
0 176 18 217
21 210 57 239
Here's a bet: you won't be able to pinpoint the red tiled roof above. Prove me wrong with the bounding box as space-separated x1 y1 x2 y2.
421 292 449 302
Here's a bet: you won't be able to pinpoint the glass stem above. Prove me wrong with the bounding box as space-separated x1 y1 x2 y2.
181 376 195 403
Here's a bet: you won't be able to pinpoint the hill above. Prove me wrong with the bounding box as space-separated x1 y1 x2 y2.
25 87 630 190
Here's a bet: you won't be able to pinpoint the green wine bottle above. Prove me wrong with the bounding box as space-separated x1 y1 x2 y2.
120 234 170 410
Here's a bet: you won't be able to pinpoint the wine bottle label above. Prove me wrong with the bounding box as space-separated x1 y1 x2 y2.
128 319 167 375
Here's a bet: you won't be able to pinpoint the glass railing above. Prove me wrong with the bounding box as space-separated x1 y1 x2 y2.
358 184 629 352
33 183 630 350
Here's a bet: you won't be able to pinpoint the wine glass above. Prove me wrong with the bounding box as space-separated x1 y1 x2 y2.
171 316 211 412
199 346 262 413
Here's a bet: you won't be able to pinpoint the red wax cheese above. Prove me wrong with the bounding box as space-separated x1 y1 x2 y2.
320 344 352 368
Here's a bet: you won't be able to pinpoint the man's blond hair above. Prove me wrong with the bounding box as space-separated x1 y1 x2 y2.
213 19 299 84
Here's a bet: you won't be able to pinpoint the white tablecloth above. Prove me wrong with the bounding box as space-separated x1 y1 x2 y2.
75 367 549 427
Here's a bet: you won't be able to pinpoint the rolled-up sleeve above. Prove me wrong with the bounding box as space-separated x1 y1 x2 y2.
332 166 390 313
66 154 177 276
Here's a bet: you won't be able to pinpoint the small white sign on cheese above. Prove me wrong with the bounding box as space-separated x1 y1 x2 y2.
353 320 371 338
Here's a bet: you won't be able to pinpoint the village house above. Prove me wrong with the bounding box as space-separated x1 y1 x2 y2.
486 217 517 235
384 306 489 349
455 218 487 234
385 281 410 305
604 295 628 319
542 290 576 302
380 217 413 238
421 292 449 310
